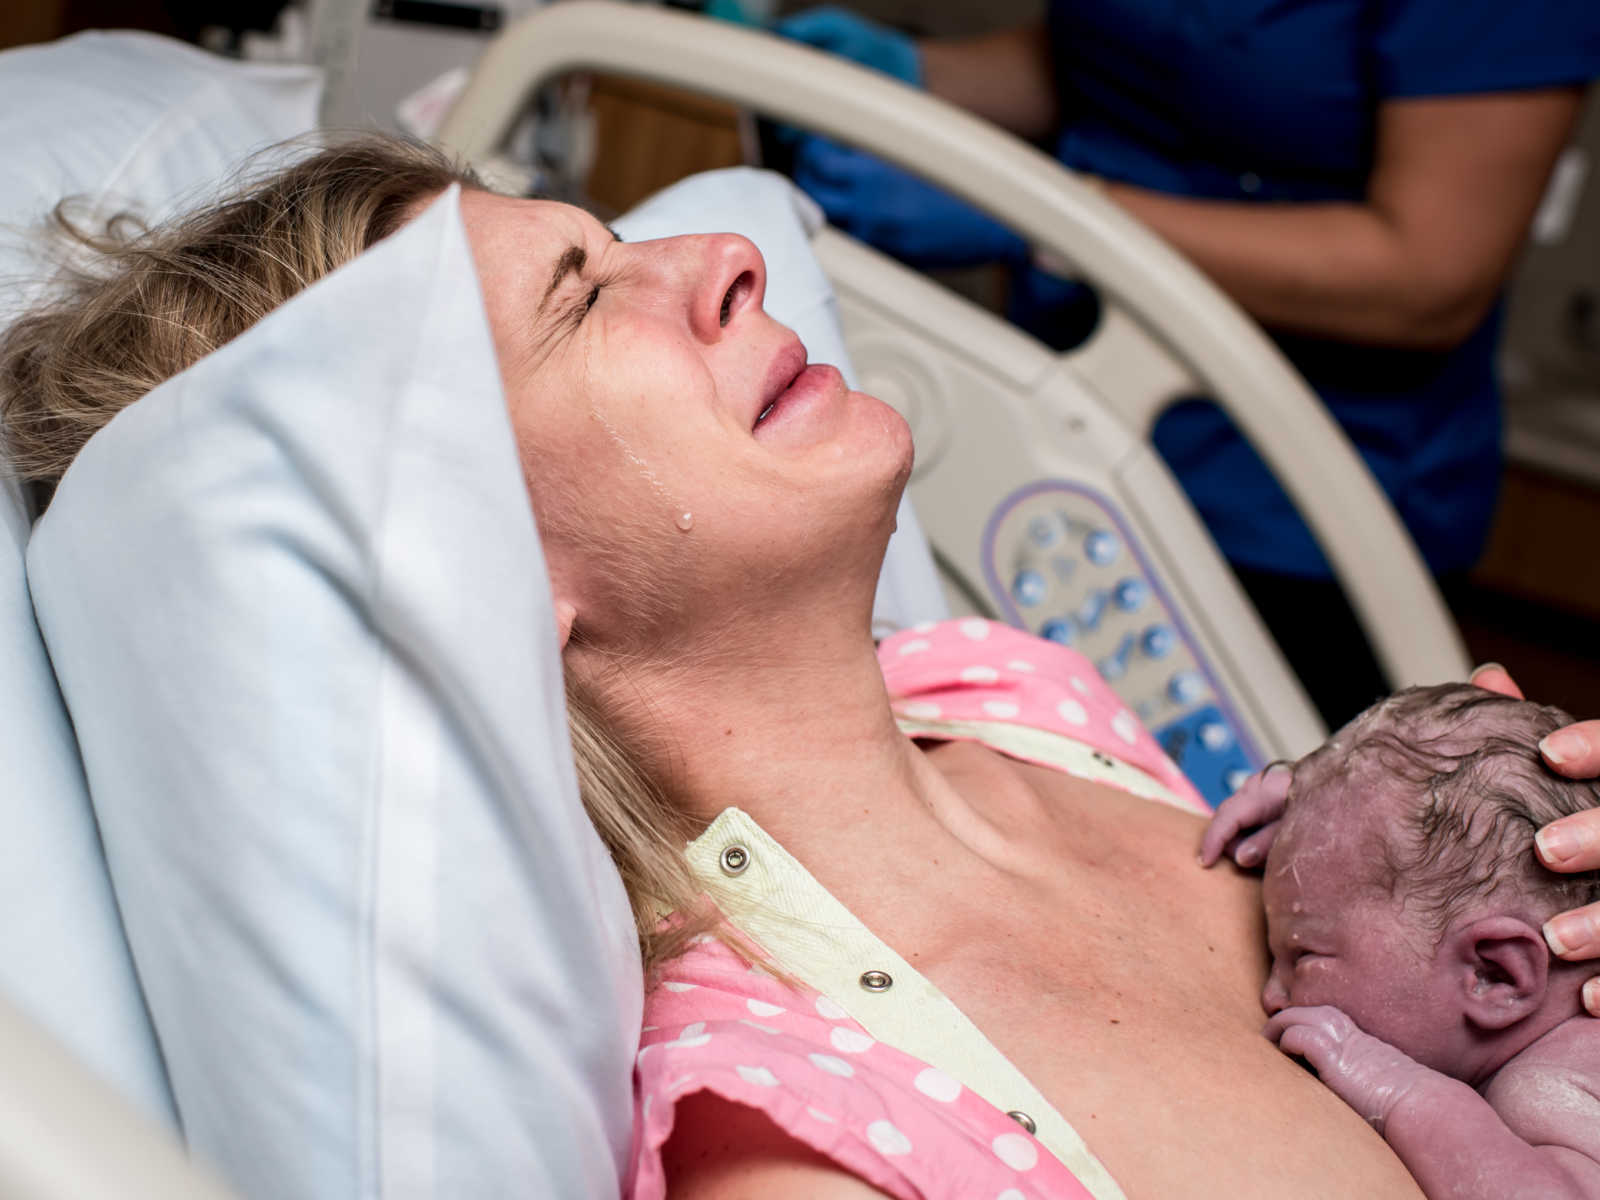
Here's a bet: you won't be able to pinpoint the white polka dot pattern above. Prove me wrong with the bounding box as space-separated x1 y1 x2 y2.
1055 699 1087 726
878 616 1208 813
635 932 1097 1200
913 1067 962 1102
814 995 849 1020
867 1120 913 1156
829 1027 876 1054
992 1132 1039 1171
808 1053 855 1077
665 1022 710 1049
1111 709 1140 745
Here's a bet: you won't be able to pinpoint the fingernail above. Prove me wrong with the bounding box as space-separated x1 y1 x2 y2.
1544 913 1589 958
1585 979 1600 1017
1470 662 1505 680
1237 844 1261 868
1536 820 1591 866
1541 728 1592 767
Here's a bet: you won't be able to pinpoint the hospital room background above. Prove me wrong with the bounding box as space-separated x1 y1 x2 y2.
13 0 1595 708
1 0 1598 1195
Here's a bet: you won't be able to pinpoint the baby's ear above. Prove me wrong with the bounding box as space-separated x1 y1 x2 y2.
1449 916 1550 1031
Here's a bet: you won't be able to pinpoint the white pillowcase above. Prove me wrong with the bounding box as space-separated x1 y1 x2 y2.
0 31 322 330
0 30 320 1127
27 189 640 1199
613 168 946 635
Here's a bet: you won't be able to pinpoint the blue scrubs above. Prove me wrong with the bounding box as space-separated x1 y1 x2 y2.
1034 0 1600 579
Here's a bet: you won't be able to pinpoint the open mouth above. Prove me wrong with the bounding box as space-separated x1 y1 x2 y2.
754 339 809 432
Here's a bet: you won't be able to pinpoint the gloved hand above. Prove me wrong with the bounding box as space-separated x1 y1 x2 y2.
790 133 1028 268
775 6 922 85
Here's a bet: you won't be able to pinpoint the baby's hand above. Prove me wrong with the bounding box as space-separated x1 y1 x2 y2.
1198 763 1291 869
1265 1005 1432 1133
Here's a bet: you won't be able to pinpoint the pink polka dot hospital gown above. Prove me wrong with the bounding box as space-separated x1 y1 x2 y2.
629 619 1207 1199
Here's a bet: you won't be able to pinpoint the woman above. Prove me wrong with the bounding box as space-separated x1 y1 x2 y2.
3 137 1596 1198
777 1 1600 727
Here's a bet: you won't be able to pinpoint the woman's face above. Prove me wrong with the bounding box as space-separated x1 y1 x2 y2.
455 189 912 648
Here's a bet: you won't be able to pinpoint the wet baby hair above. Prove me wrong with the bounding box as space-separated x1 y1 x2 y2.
1292 683 1600 939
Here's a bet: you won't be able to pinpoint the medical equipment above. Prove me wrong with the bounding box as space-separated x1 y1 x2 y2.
0 6 1472 1196
438 0 1470 800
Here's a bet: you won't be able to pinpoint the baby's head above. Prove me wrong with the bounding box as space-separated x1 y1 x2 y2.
1262 684 1600 1079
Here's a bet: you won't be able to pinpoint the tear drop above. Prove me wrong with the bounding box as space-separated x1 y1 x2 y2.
676 511 694 532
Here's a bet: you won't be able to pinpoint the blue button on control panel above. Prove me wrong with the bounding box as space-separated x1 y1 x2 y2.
1084 530 1120 566
982 482 1263 807
1113 577 1146 612
1040 618 1074 645
1012 569 1047 608
1155 705 1255 808
1140 624 1173 659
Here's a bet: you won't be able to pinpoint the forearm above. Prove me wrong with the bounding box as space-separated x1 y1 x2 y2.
919 24 1057 142
1098 183 1488 349
1094 90 1581 351
1382 1076 1600 1200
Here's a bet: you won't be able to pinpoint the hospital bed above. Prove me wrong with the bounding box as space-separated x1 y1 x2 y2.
437 0 1468 800
0 6 1469 1197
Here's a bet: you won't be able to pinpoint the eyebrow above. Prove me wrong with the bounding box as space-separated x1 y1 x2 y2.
540 245 587 311
537 227 624 313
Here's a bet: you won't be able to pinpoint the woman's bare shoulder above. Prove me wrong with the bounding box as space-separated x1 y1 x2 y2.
663 1091 892 1199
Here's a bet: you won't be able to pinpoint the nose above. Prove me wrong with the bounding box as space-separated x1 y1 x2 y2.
1261 967 1289 1016
671 233 767 341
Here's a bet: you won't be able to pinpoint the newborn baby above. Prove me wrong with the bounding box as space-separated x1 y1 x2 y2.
1203 683 1600 1199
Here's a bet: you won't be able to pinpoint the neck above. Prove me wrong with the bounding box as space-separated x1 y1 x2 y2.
573 608 950 868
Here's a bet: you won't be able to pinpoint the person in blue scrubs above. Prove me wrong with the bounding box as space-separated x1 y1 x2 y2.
778 1 1600 726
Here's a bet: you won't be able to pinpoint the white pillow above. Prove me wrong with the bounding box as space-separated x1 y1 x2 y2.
27 189 640 1199
0 31 323 331
0 30 320 1127
613 168 947 635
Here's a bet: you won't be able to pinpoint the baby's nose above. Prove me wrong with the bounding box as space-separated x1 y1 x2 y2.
1261 973 1288 1016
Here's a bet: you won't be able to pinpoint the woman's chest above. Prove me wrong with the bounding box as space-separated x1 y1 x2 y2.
896 796 1420 1198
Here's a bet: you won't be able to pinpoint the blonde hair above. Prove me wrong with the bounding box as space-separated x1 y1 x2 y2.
0 133 719 975
1 136 473 509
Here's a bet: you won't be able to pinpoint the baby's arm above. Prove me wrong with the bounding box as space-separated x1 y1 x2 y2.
1267 1006 1600 1199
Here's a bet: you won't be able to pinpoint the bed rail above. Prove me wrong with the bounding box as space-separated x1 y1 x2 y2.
436 0 1470 690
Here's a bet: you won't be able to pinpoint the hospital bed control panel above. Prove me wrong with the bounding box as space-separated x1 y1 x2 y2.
982 482 1262 807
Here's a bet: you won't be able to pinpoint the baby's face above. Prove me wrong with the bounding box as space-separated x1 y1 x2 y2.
1261 795 1462 1073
